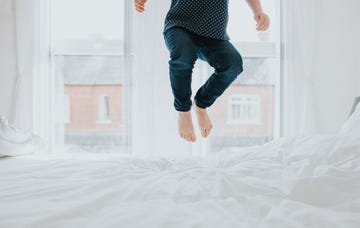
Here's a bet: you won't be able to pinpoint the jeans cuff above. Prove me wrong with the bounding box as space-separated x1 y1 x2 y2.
174 106 192 112
194 98 207 109
175 108 191 112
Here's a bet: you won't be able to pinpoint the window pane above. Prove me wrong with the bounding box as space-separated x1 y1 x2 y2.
51 0 124 42
51 0 127 153
200 1 279 153
205 58 275 153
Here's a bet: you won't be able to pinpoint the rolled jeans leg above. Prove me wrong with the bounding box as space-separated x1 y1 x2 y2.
164 27 198 111
194 40 243 108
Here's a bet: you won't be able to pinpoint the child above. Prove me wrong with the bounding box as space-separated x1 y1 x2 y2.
135 0 270 142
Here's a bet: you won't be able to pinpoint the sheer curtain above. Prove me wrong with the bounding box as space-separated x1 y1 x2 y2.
13 0 37 130
0 0 17 120
283 0 360 136
13 0 50 138
132 1 193 156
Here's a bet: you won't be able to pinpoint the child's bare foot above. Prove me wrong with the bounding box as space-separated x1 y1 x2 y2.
178 111 196 142
195 106 213 138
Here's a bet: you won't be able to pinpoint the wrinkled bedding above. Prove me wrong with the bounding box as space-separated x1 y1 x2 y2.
1 133 360 228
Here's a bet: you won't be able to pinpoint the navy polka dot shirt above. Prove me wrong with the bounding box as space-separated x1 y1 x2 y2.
164 0 230 40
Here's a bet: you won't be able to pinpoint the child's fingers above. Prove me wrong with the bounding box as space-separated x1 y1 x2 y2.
135 3 145 12
256 15 266 27
261 18 270 30
136 7 144 13
257 22 269 31
256 16 270 31
134 0 145 13
263 19 270 30
257 19 266 29
135 2 144 9
135 0 146 5
135 7 143 12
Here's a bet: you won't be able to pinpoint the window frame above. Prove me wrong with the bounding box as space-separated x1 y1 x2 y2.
63 94 71 124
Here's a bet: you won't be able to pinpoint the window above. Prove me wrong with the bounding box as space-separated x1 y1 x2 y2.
228 95 261 125
50 0 131 153
193 0 280 153
96 95 111 124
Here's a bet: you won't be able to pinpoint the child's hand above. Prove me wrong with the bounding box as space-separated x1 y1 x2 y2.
134 0 147 13
254 12 270 31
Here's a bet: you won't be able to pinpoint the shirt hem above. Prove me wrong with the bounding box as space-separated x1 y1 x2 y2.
163 24 230 41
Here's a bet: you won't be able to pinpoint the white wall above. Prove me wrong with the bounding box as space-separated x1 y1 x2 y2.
0 0 17 120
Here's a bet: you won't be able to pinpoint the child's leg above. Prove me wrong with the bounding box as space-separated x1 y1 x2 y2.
164 27 198 142
194 40 243 109
164 27 198 112
191 39 242 138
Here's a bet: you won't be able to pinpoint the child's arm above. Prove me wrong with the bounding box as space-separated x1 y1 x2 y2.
134 0 147 13
245 0 270 31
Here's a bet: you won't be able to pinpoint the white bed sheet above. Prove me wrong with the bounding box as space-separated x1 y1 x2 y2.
1 134 360 228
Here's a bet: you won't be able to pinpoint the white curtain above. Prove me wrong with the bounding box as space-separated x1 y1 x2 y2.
13 0 49 138
13 0 38 130
132 0 194 156
283 0 360 136
0 0 17 120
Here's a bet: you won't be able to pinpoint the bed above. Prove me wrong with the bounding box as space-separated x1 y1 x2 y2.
1 100 360 228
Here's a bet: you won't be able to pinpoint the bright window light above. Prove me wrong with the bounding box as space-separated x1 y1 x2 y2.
51 0 129 153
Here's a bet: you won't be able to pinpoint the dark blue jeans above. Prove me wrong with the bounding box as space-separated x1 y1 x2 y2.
164 27 243 112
